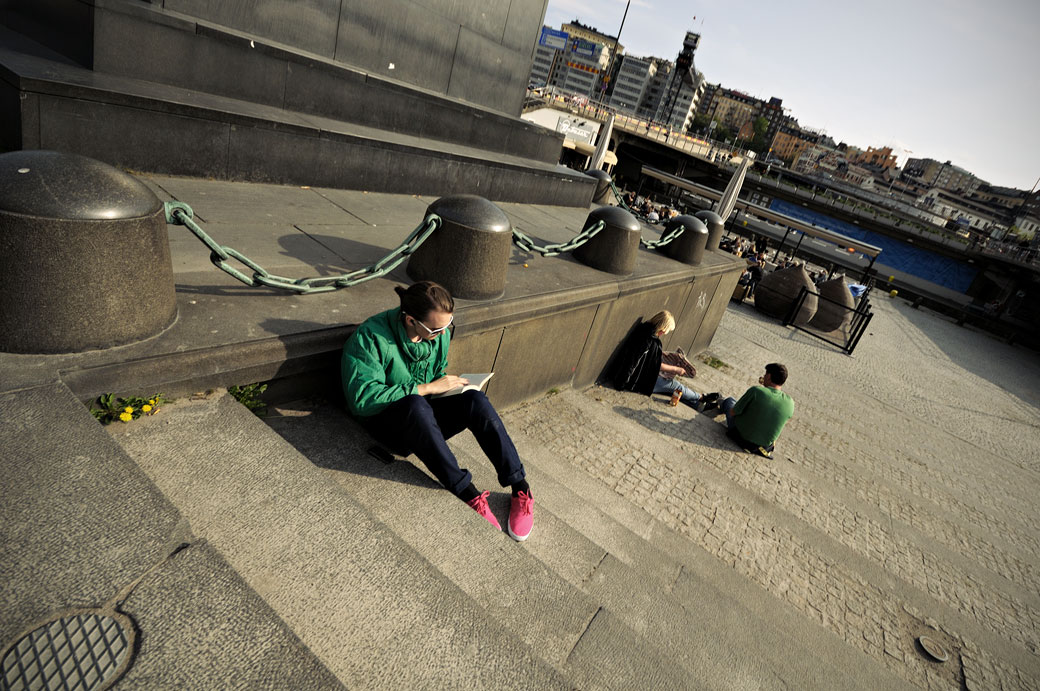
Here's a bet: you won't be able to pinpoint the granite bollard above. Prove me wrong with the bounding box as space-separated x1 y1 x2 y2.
755 265 818 325
406 195 512 300
0 150 176 354
585 169 614 205
572 206 640 276
661 214 709 266
696 210 725 251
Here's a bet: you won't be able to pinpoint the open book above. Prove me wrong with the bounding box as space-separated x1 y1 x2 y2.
431 373 495 398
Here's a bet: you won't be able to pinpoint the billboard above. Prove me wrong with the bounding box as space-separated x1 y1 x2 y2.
539 27 569 50
557 116 597 144
570 37 598 58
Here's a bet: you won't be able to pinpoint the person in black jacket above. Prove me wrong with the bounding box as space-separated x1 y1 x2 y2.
611 311 714 409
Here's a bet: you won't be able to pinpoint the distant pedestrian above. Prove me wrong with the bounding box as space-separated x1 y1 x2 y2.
746 261 764 297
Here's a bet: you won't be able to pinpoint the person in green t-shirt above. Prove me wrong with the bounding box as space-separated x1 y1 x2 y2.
704 363 794 458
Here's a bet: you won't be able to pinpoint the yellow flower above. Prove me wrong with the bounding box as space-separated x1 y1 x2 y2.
119 412 133 422
142 404 152 413
124 406 134 414
148 399 156 406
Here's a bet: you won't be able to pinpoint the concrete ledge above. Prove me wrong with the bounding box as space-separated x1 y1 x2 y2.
0 49 594 207
89 0 565 164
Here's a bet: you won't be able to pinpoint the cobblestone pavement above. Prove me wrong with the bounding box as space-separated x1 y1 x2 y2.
505 296 1040 690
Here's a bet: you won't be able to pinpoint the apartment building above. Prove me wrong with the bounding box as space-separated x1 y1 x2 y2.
609 55 655 115
903 158 980 194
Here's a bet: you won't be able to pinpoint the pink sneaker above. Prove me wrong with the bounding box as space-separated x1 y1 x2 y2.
507 491 533 542
466 491 501 530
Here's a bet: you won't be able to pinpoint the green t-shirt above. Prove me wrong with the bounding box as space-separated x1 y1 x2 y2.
732 386 794 448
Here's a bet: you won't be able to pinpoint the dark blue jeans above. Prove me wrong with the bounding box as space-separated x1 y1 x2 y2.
360 391 525 496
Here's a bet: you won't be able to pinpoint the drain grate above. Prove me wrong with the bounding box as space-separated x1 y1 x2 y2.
1 611 133 691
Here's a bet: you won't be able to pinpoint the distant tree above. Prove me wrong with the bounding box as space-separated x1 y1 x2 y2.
712 123 733 143
689 113 711 134
749 117 770 153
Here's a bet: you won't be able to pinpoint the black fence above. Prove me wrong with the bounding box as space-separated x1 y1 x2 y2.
783 287 874 355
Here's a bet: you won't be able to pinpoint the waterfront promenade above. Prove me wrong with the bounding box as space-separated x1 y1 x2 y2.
496 294 1040 689
3 172 1037 687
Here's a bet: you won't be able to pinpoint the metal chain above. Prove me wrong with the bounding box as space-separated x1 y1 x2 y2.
164 201 440 294
608 180 684 249
512 219 606 257
609 179 631 210
640 223 686 249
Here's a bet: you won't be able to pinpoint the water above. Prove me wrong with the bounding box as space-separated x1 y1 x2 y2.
769 199 978 293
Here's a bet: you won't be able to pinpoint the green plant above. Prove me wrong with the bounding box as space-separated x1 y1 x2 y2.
91 392 168 425
228 382 268 416
546 387 561 397
700 355 728 370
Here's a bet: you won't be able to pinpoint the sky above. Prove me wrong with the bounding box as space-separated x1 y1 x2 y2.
542 0 1039 191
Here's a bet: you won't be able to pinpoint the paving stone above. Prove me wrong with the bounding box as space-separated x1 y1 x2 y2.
499 295 1040 690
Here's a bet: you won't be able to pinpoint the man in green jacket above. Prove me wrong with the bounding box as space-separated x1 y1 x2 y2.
342 281 533 541
707 363 794 459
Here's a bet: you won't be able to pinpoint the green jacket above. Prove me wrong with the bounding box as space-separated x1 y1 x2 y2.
341 307 449 417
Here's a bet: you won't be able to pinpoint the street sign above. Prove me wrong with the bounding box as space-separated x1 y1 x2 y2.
570 37 597 58
539 27 569 50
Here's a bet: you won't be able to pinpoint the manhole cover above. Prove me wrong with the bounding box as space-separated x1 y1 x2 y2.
1 611 134 690
918 635 949 662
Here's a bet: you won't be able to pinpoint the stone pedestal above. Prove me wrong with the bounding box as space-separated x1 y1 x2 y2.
662 215 709 266
0 150 176 354
573 206 640 276
755 265 818 325
407 195 512 300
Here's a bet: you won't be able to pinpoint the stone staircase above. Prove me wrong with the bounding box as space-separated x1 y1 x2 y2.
107 390 911 688
0 0 595 206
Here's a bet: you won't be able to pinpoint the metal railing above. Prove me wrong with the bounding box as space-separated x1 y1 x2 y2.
525 87 747 166
782 286 874 355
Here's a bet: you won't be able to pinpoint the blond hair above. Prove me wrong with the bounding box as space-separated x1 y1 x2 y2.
648 310 675 335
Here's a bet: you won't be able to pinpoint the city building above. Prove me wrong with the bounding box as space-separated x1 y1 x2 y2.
561 20 622 98
917 188 1007 236
711 89 756 132
903 158 980 194
696 82 720 122
527 21 621 100
529 30 558 87
770 127 818 165
608 55 656 115
636 60 672 121
971 184 1027 212
850 146 898 170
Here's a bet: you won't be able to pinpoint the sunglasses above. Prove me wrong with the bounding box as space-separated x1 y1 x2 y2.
411 314 453 336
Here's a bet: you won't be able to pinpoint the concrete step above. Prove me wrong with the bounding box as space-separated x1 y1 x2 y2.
450 436 830 688
265 400 699 690
86 0 565 165
496 393 912 690
1 42 594 207
0 383 340 689
110 392 570 689
450 431 683 593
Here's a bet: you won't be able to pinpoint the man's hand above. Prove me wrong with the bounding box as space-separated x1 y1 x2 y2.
417 375 470 396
